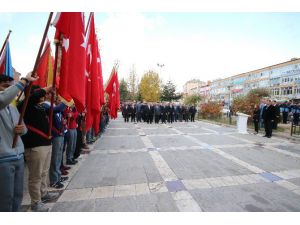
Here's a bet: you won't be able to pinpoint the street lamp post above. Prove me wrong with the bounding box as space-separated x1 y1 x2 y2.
228 85 233 124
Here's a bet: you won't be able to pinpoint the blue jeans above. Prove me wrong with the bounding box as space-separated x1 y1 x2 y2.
0 157 24 211
66 129 77 161
50 136 64 184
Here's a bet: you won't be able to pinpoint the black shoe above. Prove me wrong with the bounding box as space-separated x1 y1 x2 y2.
59 176 69 182
51 182 64 189
66 160 76 165
72 159 78 164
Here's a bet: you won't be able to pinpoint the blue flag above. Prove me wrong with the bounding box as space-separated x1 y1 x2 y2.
0 41 13 78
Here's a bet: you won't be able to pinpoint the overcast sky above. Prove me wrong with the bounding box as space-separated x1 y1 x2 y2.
1 1 300 92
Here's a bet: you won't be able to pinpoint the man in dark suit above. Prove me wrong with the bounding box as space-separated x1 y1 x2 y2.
161 103 167 123
154 103 161 124
189 105 197 122
263 99 276 138
123 103 129 122
131 103 136 123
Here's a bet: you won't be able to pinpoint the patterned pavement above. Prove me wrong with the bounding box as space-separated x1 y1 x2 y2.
21 115 300 211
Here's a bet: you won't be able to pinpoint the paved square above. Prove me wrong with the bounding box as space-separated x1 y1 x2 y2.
160 149 252 180
27 115 300 212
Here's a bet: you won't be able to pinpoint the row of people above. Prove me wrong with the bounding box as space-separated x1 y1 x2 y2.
0 73 110 212
252 99 300 137
121 102 197 123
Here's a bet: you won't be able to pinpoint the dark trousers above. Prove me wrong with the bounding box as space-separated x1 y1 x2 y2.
264 120 273 137
282 112 288 124
155 115 160 124
254 121 259 133
131 114 136 122
191 114 195 122
0 157 24 212
124 114 130 122
167 114 173 123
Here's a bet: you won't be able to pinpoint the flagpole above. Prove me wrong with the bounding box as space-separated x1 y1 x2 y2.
48 38 61 137
12 12 54 148
15 42 50 103
85 12 93 35
0 30 12 57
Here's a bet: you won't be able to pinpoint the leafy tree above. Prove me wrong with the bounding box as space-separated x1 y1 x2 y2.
160 80 182 102
200 101 223 119
127 64 139 100
232 88 270 116
139 70 161 102
184 94 202 106
119 78 130 103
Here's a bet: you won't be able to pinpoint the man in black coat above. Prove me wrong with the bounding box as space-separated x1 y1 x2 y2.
160 103 167 123
154 103 161 124
189 105 197 122
263 99 276 138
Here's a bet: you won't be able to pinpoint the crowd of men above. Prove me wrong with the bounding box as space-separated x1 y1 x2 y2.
0 73 110 212
253 98 300 138
121 102 197 123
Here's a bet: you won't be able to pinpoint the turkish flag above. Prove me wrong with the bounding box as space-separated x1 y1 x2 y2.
96 39 105 107
105 68 120 119
85 13 101 133
53 12 86 112
33 40 53 88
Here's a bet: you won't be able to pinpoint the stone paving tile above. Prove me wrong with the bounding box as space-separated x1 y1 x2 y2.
190 182 300 211
142 128 178 135
273 169 300 179
108 122 135 129
230 133 283 144
93 136 145 150
274 144 300 155
51 199 96 212
93 192 178 212
67 152 163 189
148 135 199 148
221 146 300 172
90 186 115 199
57 188 93 202
190 134 249 145
159 149 251 180
287 177 300 187
114 184 136 197
182 179 212 189
104 128 139 136
174 127 215 134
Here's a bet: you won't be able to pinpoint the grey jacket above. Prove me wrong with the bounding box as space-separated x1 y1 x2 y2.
0 82 27 163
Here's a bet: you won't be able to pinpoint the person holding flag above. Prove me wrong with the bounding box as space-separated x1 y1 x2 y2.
0 72 37 212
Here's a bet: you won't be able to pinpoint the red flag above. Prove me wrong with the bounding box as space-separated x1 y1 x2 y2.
53 12 86 112
85 13 101 133
33 40 54 88
96 39 105 106
105 67 120 119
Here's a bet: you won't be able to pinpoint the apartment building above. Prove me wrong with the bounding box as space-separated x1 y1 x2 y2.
209 58 300 103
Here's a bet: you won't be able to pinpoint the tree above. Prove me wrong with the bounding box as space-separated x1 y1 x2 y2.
184 94 202 106
232 88 270 116
160 80 182 102
139 70 161 102
127 64 138 100
119 78 130 103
